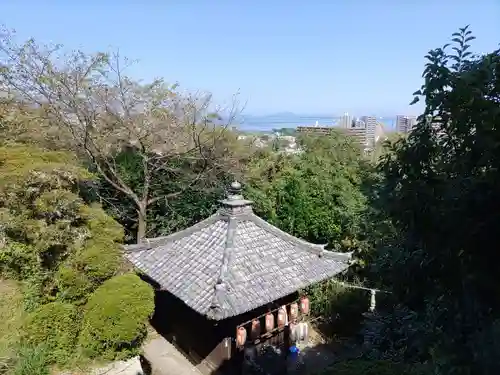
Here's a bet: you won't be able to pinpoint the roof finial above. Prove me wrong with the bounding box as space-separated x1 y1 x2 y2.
220 180 253 211
228 180 242 197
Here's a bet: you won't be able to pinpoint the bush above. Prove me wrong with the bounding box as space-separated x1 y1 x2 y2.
22 302 80 364
0 241 39 280
320 360 428 375
0 279 25 362
55 240 121 304
54 265 93 303
21 273 52 312
72 240 121 284
78 273 154 359
11 344 50 375
79 204 124 243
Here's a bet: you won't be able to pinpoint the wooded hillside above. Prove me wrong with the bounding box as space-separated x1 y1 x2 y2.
0 24 499 375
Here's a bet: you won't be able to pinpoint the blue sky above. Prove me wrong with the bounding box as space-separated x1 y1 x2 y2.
2 1 499 116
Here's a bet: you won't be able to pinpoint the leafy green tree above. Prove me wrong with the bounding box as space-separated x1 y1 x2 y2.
244 133 376 322
245 130 370 257
371 26 500 372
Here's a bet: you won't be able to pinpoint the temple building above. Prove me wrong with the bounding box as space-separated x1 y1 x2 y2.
123 181 352 374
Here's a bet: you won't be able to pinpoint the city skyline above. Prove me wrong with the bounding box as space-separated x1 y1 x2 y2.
239 112 415 133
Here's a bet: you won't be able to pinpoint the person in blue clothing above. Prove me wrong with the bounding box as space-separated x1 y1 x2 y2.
288 345 300 360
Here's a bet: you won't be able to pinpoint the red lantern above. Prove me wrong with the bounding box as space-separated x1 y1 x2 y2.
300 296 310 315
265 313 274 332
277 307 287 327
236 326 247 347
250 319 261 340
290 302 299 321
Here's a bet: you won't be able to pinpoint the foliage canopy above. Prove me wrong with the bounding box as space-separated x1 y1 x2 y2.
369 26 500 373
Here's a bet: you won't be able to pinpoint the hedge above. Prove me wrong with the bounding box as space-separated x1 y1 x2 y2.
55 239 121 304
22 302 80 364
78 273 155 359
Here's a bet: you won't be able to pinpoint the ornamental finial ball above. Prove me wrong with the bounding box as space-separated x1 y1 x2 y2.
228 181 242 196
231 181 241 190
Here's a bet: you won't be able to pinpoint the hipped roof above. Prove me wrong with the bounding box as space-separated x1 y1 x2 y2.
123 182 352 320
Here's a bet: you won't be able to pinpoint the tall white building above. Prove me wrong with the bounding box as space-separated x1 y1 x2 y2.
396 115 417 134
339 112 353 128
361 115 377 148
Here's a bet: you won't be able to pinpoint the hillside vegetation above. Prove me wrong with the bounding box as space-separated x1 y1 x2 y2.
0 24 499 375
0 144 154 374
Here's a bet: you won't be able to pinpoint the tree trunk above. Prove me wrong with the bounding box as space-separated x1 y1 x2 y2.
137 204 147 243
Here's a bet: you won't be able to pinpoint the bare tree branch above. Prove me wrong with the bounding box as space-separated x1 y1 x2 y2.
0 27 244 242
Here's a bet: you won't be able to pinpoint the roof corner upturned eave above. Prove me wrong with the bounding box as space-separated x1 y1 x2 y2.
320 250 354 263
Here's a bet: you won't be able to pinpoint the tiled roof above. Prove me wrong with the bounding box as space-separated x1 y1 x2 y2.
123 182 352 320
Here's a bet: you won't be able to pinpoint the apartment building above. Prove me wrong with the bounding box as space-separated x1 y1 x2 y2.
361 115 377 148
396 115 417 134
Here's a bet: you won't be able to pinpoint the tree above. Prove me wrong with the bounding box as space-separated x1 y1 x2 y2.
245 131 369 255
371 26 500 372
91 128 255 242
0 28 242 242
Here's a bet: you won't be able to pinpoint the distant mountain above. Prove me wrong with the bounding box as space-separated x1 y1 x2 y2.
243 112 335 119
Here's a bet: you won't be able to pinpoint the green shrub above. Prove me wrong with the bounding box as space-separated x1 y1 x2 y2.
21 273 53 312
55 240 121 304
72 239 121 283
79 204 124 243
0 241 39 280
22 302 80 364
320 360 428 375
33 189 83 221
54 265 93 303
0 279 25 362
78 273 154 359
12 344 50 375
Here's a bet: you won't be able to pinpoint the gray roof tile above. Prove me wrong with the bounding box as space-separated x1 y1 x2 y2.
124 182 352 320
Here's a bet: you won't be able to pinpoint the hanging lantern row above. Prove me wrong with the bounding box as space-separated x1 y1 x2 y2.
235 297 310 347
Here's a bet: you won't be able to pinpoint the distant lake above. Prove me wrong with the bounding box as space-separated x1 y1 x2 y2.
237 114 396 132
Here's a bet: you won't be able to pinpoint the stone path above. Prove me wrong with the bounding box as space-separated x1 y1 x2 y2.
141 337 203 375
59 357 143 375
62 337 202 375
89 357 143 375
